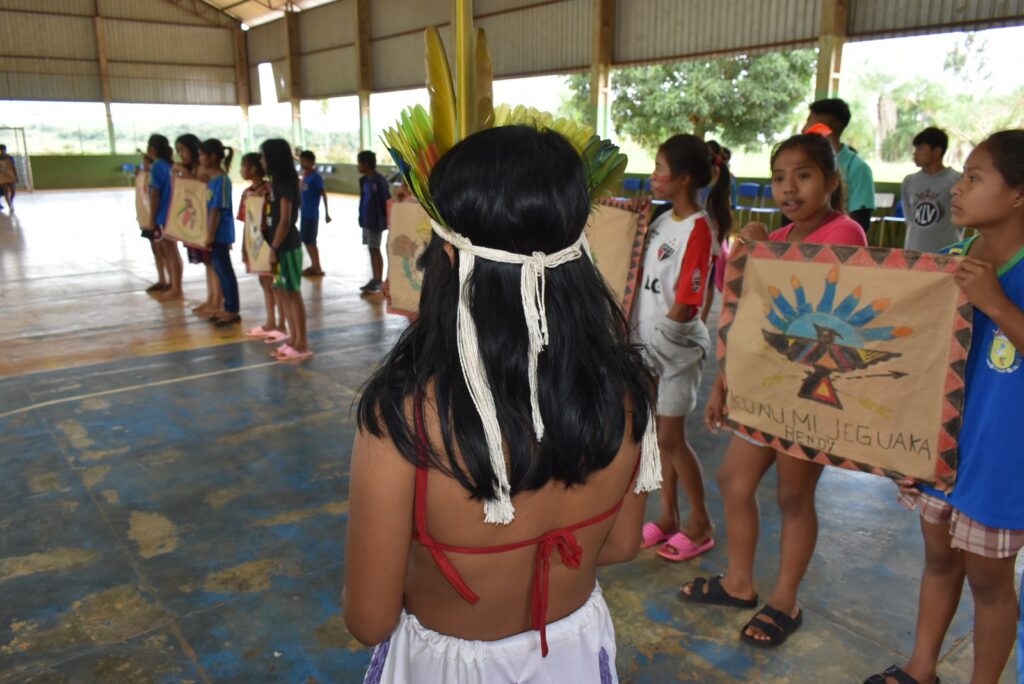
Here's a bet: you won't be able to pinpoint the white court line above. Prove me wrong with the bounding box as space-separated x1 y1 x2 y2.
0 342 386 420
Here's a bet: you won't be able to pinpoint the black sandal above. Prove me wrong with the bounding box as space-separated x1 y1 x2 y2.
679 576 758 608
863 665 940 684
739 604 803 648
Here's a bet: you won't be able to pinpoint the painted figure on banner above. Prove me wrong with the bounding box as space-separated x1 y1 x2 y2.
761 265 911 409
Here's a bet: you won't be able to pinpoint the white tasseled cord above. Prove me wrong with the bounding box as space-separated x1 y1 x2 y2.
431 219 586 524
634 406 662 494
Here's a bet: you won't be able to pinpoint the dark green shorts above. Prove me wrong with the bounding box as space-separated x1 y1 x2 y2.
273 248 303 292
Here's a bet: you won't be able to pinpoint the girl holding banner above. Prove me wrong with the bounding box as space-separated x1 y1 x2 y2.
685 132 866 648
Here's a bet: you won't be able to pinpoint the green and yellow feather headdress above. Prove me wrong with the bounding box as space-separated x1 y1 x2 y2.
381 27 628 225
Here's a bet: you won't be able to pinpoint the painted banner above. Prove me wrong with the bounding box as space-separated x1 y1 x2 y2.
719 241 971 489
385 198 648 318
164 177 208 246
243 194 272 274
135 171 151 229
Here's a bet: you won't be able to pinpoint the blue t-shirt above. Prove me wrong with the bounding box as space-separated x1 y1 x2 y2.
301 170 323 220
922 235 1024 529
359 173 390 231
207 174 234 244
149 159 172 225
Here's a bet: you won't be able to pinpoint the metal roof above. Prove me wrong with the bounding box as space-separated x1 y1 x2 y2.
197 0 334 27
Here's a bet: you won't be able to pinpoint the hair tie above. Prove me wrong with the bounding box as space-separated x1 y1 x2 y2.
805 123 834 138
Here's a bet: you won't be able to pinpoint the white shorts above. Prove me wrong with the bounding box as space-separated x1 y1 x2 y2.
363 584 618 684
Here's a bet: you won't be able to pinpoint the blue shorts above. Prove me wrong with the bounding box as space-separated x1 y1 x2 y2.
300 217 319 246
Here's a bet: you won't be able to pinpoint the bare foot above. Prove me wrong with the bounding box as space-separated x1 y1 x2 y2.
680 518 714 547
158 289 184 301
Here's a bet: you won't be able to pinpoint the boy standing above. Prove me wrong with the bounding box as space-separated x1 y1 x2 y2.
902 127 962 253
0 144 19 213
805 98 876 232
299 150 330 277
356 150 390 294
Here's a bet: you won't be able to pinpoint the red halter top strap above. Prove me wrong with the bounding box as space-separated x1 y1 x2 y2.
410 399 639 657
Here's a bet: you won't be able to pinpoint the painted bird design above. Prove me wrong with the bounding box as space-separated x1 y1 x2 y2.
761 267 911 409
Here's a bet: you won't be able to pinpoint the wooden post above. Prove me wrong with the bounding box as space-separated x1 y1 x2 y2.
284 11 304 149
815 0 848 100
590 0 614 138
355 0 373 150
94 15 117 154
233 27 252 152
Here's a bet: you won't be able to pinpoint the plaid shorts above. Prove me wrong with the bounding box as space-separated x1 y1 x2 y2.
898 491 1024 559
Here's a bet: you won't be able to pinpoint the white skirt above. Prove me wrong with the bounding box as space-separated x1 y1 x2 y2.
362 584 618 684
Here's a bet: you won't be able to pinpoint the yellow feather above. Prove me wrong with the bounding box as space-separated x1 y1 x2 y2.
424 27 456 155
475 28 494 131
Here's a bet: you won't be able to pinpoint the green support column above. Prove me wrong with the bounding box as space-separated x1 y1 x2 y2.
815 0 848 99
589 0 614 138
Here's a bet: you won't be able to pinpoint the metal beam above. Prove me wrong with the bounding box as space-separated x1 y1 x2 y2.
283 10 304 148
160 0 239 28
589 0 614 137
815 0 848 99
354 0 373 150
94 15 116 153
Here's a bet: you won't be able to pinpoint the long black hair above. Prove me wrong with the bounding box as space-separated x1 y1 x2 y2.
175 133 200 174
199 138 234 173
147 134 172 163
357 125 654 499
260 138 298 192
771 133 846 214
659 134 733 242
981 129 1024 189
240 152 264 179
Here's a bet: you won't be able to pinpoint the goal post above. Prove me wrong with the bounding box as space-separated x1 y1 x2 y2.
0 127 34 192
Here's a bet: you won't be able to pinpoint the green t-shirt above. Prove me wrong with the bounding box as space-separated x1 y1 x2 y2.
837 144 875 212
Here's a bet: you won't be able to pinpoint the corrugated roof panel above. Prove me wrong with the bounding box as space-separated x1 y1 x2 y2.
248 65 263 105
301 45 357 97
248 18 286 64
371 0 448 39
108 62 236 104
109 76 236 104
476 0 552 14
849 0 1024 37
478 0 590 76
97 0 211 26
614 0 819 64
299 0 355 53
0 0 92 15
0 72 103 101
104 20 235 65
372 24 452 91
0 10 98 60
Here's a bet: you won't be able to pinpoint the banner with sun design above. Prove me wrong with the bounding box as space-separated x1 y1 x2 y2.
385 197 649 319
719 241 972 490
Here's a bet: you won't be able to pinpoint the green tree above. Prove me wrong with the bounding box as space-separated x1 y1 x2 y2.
564 50 816 150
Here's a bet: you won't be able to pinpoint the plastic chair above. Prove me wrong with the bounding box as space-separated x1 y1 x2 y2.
879 198 906 248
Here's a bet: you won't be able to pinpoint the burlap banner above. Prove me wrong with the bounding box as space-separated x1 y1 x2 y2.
135 171 151 229
386 198 648 318
243 194 272 274
719 241 972 490
164 177 208 247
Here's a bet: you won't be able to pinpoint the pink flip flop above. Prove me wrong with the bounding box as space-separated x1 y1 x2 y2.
264 331 290 344
246 326 271 338
641 522 675 550
276 345 314 362
657 532 715 562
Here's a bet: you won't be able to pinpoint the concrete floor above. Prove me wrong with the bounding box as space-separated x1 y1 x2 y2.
0 189 1016 683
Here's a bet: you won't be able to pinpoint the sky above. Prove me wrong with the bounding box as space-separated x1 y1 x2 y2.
1 26 1021 142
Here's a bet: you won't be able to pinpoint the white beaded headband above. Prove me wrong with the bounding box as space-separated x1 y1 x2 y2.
429 218 662 525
